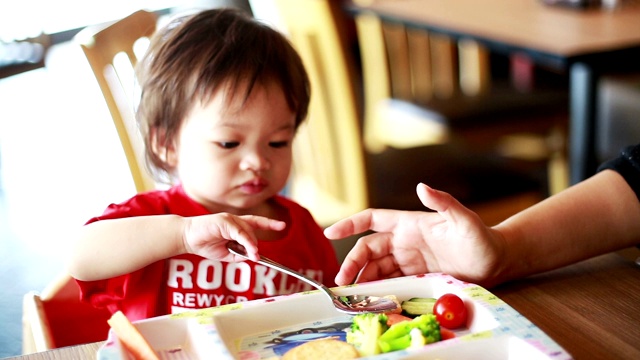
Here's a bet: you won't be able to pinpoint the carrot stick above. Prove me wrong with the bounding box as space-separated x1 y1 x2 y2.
107 311 159 360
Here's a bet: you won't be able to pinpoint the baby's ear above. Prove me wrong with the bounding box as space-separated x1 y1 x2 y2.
150 128 178 167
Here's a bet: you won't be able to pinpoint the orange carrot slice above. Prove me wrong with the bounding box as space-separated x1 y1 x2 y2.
107 311 159 360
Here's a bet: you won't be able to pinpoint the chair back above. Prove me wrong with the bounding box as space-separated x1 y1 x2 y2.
355 8 493 153
76 10 158 193
22 273 111 353
271 0 369 226
252 0 552 228
353 4 568 193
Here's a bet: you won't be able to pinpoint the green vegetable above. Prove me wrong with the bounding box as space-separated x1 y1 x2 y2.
346 313 389 356
409 328 426 348
406 297 437 302
377 314 441 353
401 297 437 316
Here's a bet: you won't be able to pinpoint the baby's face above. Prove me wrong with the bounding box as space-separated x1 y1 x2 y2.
170 81 296 215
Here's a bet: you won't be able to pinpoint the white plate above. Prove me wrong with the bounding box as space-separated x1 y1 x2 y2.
97 273 572 359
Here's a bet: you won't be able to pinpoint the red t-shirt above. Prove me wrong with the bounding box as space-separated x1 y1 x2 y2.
75 185 340 321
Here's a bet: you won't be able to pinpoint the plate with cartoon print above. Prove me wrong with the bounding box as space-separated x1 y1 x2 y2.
97 273 572 359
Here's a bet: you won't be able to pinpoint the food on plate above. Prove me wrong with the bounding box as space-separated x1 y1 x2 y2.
273 293 467 358
433 293 468 329
346 312 441 356
401 294 468 330
377 314 441 353
400 297 437 316
440 327 457 340
107 311 159 360
382 294 403 314
346 313 389 356
342 293 469 357
282 339 359 360
386 313 413 326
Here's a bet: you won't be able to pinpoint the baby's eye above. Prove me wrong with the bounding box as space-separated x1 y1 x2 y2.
218 142 239 149
269 141 289 148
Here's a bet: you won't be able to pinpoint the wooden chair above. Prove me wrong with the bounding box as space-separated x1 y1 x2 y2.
75 9 158 193
353 3 569 194
21 11 162 354
267 0 546 228
22 273 111 354
271 0 369 227
353 4 567 151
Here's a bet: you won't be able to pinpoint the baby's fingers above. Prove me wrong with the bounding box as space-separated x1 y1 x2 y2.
238 215 286 232
230 216 286 261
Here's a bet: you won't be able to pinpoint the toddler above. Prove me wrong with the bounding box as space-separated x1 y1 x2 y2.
68 8 340 321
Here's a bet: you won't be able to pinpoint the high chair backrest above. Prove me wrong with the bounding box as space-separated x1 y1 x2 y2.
76 10 158 193
271 0 369 226
22 273 111 353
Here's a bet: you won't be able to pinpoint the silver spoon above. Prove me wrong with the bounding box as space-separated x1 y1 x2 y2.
227 241 399 314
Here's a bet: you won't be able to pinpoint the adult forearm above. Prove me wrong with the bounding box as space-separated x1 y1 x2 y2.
68 215 187 281
492 170 640 285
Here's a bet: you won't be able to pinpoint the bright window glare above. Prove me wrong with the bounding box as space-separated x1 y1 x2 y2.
0 0 180 41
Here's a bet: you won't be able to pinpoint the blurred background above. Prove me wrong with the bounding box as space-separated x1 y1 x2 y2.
2 0 639 357
0 1 251 356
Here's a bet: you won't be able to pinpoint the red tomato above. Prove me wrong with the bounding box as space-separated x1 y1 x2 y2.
433 293 468 329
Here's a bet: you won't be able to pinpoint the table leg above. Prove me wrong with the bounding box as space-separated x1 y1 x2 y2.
569 62 598 185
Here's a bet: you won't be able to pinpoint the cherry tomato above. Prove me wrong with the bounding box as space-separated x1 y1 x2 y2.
433 293 468 329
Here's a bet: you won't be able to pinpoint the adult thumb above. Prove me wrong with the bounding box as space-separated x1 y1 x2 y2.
415 183 480 226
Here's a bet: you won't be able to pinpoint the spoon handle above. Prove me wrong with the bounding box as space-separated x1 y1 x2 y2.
227 242 336 300
256 255 335 297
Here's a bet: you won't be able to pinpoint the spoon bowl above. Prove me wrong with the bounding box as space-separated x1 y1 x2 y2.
227 242 399 314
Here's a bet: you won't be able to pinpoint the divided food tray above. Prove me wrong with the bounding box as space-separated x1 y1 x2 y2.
97 273 572 359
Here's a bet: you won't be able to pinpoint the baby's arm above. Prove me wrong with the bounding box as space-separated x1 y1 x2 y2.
68 214 285 281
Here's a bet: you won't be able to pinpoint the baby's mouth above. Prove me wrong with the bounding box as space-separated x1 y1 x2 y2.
239 178 268 194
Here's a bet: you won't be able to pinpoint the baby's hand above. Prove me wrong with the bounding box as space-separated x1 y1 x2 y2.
183 213 286 262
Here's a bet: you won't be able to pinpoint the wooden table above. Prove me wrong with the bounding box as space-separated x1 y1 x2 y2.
493 252 640 359
11 252 639 359
347 0 640 185
9 342 103 360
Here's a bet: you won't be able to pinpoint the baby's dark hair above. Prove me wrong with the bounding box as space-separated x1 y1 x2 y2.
135 8 310 182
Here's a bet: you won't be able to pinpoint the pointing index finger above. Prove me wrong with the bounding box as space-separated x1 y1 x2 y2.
324 208 404 239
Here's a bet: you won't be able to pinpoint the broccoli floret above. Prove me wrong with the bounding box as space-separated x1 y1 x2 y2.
377 314 441 353
409 327 426 348
346 313 389 356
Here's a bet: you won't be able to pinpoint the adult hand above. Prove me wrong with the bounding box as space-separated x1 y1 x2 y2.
324 183 504 286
